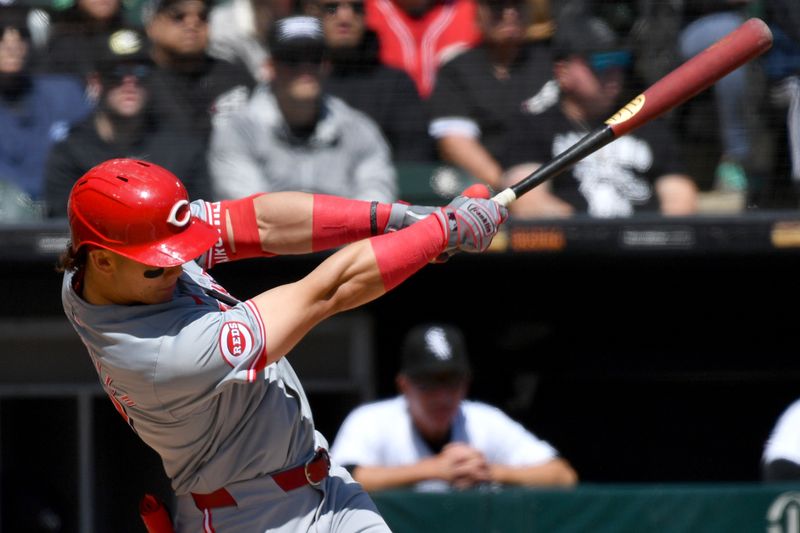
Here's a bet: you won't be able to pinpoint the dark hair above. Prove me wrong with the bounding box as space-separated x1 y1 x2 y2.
56 242 86 273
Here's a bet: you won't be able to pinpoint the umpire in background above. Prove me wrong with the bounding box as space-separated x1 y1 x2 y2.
330 323 578 492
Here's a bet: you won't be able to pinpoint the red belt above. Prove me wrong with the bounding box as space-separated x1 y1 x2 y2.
191 448 331 510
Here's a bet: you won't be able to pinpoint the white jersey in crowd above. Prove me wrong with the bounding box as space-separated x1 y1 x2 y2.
61 199 389 532
763 398 800 465
330 395 558 492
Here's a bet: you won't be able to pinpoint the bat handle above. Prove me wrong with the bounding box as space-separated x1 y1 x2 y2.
491 188 517 207
491 126 617 207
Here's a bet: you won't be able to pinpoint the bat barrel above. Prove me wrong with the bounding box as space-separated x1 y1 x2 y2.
608 17 773 137
492 17 773 207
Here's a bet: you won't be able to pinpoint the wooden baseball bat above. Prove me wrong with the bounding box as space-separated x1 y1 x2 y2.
491 17 774 207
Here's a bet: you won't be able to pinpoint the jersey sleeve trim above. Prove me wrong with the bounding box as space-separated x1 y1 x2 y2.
243 299 268 381
201 200 218 270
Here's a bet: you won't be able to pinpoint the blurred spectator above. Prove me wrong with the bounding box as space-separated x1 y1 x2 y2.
365 0 481 98
0 180 44 221
208 0 294 81
304 0 435 163
761 0 800 206
209 16 397 202
678 1 754 193
43 28 211 218
523 0 553 42
0 5 92 210
331 323 577 492
628 0 684 88
40 0 126 80
502 16 697 218
144 0 256 144
427 0 556 190
762 397 800 481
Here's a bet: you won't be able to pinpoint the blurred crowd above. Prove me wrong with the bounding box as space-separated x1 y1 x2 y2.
1 0 799 222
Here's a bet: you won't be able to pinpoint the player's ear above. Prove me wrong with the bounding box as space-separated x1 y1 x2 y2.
88 248 115 274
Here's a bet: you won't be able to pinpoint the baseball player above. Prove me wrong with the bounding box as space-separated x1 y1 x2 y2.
57 158 506 532
330 323 578 492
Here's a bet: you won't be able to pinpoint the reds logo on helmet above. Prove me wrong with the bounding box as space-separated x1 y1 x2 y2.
219 321 254 367
167 200 191 228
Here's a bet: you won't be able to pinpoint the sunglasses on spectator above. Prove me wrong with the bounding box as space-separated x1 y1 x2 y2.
321 1 365 16
164 8 209 24
102 64 152 86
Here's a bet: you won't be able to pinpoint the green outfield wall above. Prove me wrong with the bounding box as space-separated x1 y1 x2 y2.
372 484 800 533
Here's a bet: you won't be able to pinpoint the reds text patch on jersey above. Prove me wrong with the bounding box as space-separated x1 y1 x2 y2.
219 321 255 366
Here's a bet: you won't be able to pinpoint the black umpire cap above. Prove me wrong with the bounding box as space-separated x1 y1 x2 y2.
401 323 472 379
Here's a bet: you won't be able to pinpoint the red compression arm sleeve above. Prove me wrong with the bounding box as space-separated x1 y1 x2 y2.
206 195 273 266
312 195 392 251
370 214 446 291
208 194 395 266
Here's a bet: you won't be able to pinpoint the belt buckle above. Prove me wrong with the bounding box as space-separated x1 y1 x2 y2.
304 448 330 486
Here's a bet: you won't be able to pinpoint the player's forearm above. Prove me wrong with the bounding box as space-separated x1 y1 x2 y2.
251 193 413 254
250 192 315 254
257 215 446 361
438 136 504 189
489 459 578 487
306 214 446 313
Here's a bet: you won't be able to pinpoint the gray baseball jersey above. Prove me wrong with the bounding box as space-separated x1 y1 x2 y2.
62 200 390 532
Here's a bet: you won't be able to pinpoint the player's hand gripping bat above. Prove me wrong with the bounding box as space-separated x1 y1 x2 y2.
490 17 774 208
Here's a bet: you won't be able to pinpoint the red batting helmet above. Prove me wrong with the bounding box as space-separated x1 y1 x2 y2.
68 158 219 267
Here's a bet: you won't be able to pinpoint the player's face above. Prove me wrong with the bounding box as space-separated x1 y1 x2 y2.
398 373 468 441
106 254 183 305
